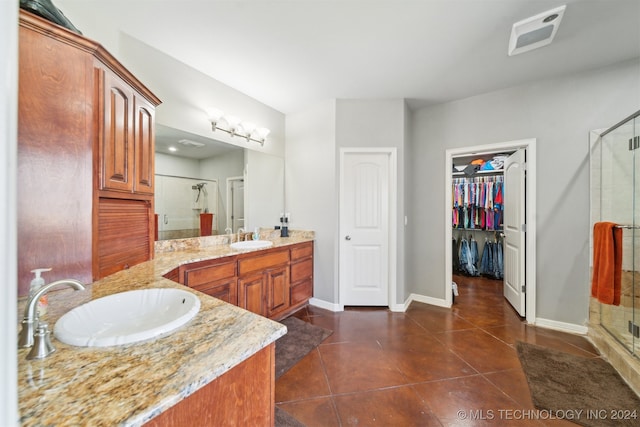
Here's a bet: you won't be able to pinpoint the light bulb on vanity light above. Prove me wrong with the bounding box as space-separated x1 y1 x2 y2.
206 108 224 131
255 127 270 145
224 115 241 136
240 122 256 141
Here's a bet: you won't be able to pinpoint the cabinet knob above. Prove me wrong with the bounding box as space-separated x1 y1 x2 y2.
345 235 351 241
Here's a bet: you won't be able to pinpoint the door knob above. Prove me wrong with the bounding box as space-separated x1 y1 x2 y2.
345 235 351 241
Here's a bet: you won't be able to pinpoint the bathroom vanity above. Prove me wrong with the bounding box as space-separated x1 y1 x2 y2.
17 234 314 426
167 240 314 320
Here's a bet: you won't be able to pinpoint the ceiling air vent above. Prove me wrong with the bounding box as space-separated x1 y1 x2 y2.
177 139 205 148
508 5 566 56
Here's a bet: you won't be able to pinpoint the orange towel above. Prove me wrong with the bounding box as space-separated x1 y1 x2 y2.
591 222 622 306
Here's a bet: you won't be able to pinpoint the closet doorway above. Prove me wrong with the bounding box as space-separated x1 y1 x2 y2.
445 139 537 324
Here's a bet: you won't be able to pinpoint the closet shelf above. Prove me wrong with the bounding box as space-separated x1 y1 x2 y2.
452 169 503 177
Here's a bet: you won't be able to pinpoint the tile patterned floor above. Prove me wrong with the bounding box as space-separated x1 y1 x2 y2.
276 274 601 426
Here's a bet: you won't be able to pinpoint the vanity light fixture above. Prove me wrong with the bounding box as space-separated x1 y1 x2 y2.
206 108 270 145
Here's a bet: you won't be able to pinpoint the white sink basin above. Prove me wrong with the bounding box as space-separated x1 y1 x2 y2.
53 288 200 347
230 240 274 250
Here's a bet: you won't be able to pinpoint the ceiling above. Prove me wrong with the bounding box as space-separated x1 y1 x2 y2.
56 0 639 116
155 124 242 159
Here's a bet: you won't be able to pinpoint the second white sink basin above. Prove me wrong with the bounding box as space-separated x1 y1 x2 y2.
230 240 274 250
54 288 200 347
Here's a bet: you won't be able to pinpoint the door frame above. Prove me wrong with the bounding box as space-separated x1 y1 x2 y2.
338 147 398 310
226 176 244 232
445 139 537 324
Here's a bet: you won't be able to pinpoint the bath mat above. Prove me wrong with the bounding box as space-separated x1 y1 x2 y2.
275 316 332 379
516 341 640 427
275 406 306 427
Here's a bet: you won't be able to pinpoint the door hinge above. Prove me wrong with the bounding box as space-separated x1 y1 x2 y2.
629 136 640 151
522 162 527 171
628 321 640 338
521 224 527 233
521 285 526 293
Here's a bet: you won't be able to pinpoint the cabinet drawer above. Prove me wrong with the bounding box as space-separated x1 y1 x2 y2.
290 280 313 306
238 250 289 276
290 259 313 283
182 259 236 287
192 278 238 306
291 242 313 260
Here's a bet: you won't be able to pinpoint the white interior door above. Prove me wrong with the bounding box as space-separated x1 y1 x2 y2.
340 152 390 306
229 178 244 232
503 149 526 316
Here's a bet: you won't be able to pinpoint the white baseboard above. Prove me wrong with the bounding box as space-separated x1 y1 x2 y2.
408 293 451 309
309 297 343 312
535 317 588 335
309 294 450 313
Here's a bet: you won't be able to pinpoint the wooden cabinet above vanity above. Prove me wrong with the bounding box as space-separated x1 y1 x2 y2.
17 10 160 295
166 241 314 320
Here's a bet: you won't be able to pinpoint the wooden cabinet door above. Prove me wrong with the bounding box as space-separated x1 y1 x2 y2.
266 266 289 318
134 95 155 195
98 68 135 193
238 273 267 317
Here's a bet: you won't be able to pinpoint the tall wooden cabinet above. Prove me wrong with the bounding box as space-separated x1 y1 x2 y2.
18 11 161 296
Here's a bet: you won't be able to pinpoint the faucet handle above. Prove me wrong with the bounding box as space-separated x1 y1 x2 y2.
27 322 55 360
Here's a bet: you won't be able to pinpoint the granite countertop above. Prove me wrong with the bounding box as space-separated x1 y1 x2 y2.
17 230 314 426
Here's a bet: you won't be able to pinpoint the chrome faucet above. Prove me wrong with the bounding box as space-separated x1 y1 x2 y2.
19 279 85 359
224 227 233 235
237 227 245 243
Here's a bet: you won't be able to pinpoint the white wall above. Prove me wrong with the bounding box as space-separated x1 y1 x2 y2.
155 152 200 178
286 100 337 303
335 99 407 305
55 2 286 159
245 150 285 232
2 0 18 424
408 59 640 327
117 34 286 159
286 99 407 306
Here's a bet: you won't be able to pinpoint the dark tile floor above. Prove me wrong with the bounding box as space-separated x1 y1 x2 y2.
275 274 601 426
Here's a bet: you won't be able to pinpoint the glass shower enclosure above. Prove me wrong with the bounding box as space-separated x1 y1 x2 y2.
591 110 640 357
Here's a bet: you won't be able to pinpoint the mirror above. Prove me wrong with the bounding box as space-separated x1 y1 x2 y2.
154 124 284 240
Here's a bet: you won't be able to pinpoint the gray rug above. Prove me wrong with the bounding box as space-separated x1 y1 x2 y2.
275 407 306 427
275 316 332 379
516 341 640 427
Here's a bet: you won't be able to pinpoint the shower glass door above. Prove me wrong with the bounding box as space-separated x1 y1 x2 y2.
599 113 639 356
634 115 640 355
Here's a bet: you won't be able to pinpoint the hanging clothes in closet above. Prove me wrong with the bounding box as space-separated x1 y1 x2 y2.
480 234 504 279
453 232 480 276
452 175 504 231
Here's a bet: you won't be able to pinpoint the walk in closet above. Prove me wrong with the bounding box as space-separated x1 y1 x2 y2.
452 153 509 281
447 142 531 318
